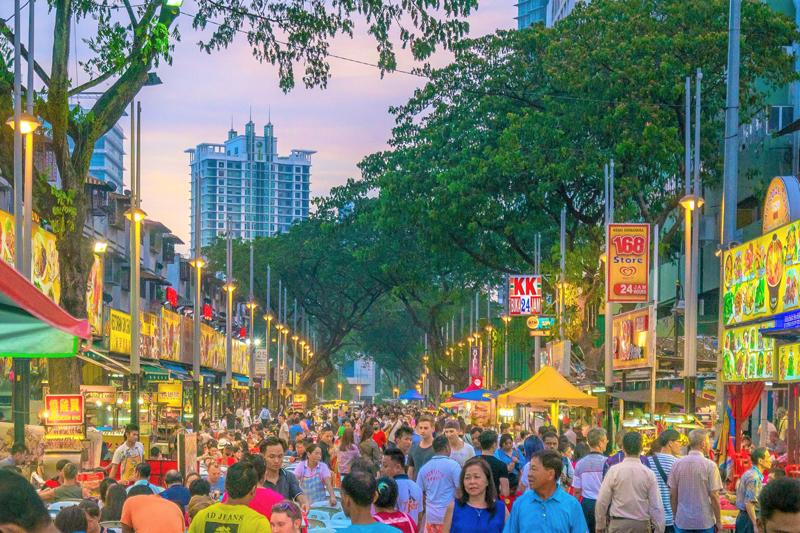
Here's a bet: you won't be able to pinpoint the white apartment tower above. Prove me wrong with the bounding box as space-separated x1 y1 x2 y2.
187 118 314 247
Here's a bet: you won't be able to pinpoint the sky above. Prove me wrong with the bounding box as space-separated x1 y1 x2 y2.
14 1 516 250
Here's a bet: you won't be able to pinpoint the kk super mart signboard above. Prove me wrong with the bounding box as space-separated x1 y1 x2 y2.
509 275 542 316
612 306 654 370
606 224 650 303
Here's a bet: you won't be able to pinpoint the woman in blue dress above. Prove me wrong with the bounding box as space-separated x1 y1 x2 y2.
442 457 508 533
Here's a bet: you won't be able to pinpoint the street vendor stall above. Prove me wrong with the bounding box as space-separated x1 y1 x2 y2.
498 366 598 431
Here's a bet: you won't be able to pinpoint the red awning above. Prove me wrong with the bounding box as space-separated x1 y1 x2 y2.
0 259 91 340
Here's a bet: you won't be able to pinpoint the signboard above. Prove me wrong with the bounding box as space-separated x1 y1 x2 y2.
140 312 158 359
157 382 182 408
777 342 800 382
547 340 571 376
294 394 307 404
43 424 84 452
470 377 484 389
721 322 776 383
763 176 800 233
255 348 268 377
612 306 654 370
161 308 182 362
527 316 554 337
232 340 249 375
213 330 225 371
509 275 542 316
87 254 104 335
178 432 198 479
76 472 104 491
80 385 116 405
166 287 178 307
200 323 215 367
180 316 194 365
723 220 800 326
203 304 212 320
0 209 61 304
108 309 131 354
469 345 481 377
606 223 650 303
45 394 84 425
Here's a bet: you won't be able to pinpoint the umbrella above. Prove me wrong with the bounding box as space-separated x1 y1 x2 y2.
452 388 498 402
398 389 425 400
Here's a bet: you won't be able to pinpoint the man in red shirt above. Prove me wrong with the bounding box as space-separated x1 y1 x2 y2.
373 419 387 449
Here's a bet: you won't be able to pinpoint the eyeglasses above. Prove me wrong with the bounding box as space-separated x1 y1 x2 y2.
276 501 300 519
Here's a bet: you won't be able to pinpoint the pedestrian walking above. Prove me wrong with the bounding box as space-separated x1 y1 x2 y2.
735 447 771 533
442 457 508 533
573 427 609 533
595 431 665 533
417 436 462 533
645 429 682 533
667 429 723 533
374 477 419 533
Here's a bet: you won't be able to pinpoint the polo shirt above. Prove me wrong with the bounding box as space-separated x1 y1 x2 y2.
394 473 423 525
416 455 461 525
573 452 606 500
264 467 304 500
667 450 723 530
503 485 588 533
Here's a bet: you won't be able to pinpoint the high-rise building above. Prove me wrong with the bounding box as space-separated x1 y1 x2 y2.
89 123 126 192
187 118 314 247
516 0 549 28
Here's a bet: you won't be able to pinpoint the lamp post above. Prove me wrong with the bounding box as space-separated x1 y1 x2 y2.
246 300 257 406
680 191 705 415
485 325 494 388
338 383 342 400
190 159 205 427
356 385 362 403
393 388 399 399
222 281 236 410
292 335 299 394
502 316 512 385
319 378 325 401
264 313 273 406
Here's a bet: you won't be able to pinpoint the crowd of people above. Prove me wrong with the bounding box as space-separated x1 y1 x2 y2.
1 402 799 533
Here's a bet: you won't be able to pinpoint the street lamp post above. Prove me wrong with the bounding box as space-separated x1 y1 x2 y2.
223 280 236 410
486 325 494 388
246 299 257 406
319 378 325 401
338 383 342 400
356 385 362 403
275 324 283 408
292 335 299 395
502 316 512 385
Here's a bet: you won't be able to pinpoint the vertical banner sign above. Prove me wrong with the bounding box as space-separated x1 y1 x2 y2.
469 345 482 377
509 275 543 315
611 306 655 370
547 340 571 376
178 432 198 479
87 254 104 335
607 223 651 303
108 309 131 354
255 348 268 377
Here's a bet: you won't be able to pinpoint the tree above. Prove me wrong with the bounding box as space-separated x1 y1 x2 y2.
0 0 478 392
360 0 799 379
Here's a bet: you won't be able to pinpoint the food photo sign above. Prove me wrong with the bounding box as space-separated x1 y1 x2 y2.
721 322 776 383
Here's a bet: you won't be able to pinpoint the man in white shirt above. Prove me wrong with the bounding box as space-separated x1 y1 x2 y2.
381 448 423 527
574 427 609 533
596 432 664 533
242 408 251 430
417 436 461 533
278 414 290 442
109 424 145 485
444 420 474 467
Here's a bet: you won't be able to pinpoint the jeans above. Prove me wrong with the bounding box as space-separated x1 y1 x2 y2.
581 497 597 533
675 527 715 533
735 511 755 533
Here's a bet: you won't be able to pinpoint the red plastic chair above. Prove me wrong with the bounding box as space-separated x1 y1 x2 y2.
786 465 800 478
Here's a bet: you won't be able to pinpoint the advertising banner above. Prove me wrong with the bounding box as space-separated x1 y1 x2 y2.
469 345 481 377
87 254 104 335
0 209 61 304
45 394 84 425
80 385 116 405
232 340 248 375
255 348 268 377
527 316 554 337
161 309 182 362
140 312 158 360
606 223 650 303
723 220 800 326
612 306 654 370
721 322 776 383
180 316 194 365
178 432 198 479
213 330 225 371
547 340 571 376
108 309 131 354
157 382 182 408
200 324 215 367
509 275 543 316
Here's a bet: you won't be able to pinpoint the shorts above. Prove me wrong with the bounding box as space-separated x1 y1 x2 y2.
425 524 444 533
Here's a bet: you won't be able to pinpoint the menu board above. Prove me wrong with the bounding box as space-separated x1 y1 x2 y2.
161 309 182 362
778 343 800 382
0 209 61 304
140 312 158 360
723 221 800 325
721 322 776 382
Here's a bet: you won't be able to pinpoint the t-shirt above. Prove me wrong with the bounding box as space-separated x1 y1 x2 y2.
188 502 272 533
289 424 304 440
209 476 227 496
374 510 419 533
407 442 435 478
112 441 145 482
373 430 387 449
126 480 165 495
340 522 399 533
646 453 677 526
416 455 461 525
394 474 423 525
121 494 185 533
449 442 476 467
279 423 290 441
573 452 607 500
53 484 83 502
264 468 303 500
222 487 284 518
477 455 508 495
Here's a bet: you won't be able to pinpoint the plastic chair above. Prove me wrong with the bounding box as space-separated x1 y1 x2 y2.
308 509 331 521
310 504 341 515
331 511 346 521
307 518 326 529
786 464 800 478
309 528 336 533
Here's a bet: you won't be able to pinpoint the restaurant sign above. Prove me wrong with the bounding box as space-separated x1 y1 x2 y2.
108 309 131 354
612 306 654 370
723 220 800 326
763 176 800 233
606 223 650 303
157 382 182 408
509 275 542 316
161 308 182 362
721 322 776 383
80 385 116 405
45 394 84 425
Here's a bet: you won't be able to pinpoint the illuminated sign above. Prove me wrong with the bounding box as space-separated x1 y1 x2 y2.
509 275 542 316
722 322 775 383
606 224 650 303
46 394 84 425
612 306 654 370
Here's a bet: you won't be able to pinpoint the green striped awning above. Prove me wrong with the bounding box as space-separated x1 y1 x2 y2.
142 363 169 382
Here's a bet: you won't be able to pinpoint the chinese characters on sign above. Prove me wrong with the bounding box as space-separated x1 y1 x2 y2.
108 309 131 354
509 275 542 316
606 224 650 303
469 345 481 377
46 395 84 425
157 382 183 408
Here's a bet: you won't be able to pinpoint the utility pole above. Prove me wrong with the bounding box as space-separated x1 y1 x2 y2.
191 166 203 426
604 161 614 442
128 102 144 424
560 208 566 343
265 265 272 407
686 69 703 415
225 218 233 409
277 279 282 407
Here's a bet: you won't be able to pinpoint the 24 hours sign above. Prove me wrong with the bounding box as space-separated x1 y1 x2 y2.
607 223 650 303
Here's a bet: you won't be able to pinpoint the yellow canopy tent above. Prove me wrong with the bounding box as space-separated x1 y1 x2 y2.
498 366 598 409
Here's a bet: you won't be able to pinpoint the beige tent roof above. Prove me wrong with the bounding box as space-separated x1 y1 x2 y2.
498 366 599 409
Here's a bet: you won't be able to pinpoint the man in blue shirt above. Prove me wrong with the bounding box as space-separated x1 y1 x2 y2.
504 450 588 533
340 470 397 533
259 406 271 427
126 462 164 494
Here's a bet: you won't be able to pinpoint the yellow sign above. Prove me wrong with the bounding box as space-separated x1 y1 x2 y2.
721 322 775 383
157 382 182 408
87 254 104 335
108 309 131 354
778 343 800 382
294 394 307 404
140 312 158 359
723 221 800 325
200 323 215 367
0 209 61 303
161 309 182 362
612 307 653 370
606 223 650 303
764 177 792 233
